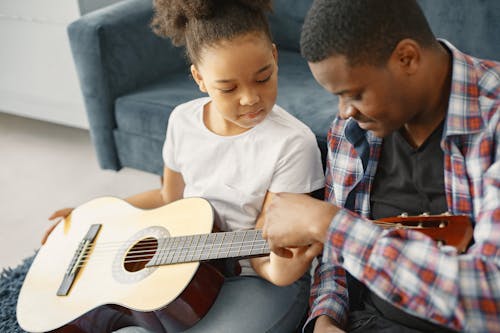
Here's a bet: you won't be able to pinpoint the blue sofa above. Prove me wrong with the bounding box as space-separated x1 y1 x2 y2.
68 0 499 176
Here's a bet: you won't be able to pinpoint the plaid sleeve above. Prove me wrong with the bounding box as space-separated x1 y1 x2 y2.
303 260 349 332
323 205 500 332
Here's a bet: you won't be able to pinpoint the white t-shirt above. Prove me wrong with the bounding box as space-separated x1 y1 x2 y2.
163 97 324 273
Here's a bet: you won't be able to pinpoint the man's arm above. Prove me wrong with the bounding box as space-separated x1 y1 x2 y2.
251 192 324 286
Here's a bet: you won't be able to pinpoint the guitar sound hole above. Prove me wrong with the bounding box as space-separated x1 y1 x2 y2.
124 237 158 272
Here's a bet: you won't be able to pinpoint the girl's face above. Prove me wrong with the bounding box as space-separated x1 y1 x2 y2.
191 32 278 136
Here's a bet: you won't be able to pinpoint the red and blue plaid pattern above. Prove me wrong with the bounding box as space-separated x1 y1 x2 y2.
306 41 500 332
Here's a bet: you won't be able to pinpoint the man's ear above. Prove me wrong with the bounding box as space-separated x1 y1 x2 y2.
272 43 278 66
390 39 420 75
190 64 207 93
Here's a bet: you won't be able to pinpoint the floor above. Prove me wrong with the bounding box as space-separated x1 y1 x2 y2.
0 112 159 271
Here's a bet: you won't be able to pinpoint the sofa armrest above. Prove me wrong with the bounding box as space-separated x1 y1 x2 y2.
67 0 185 170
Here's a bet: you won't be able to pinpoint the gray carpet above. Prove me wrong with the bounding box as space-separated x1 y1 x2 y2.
0 255 33 333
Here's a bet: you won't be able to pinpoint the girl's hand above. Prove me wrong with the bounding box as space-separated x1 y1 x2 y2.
251 242 323 286
41 208 74 245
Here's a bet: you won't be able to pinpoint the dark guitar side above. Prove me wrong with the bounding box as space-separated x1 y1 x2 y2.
49 262 224 333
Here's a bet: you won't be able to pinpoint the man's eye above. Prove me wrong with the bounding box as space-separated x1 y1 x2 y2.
256 75 271 83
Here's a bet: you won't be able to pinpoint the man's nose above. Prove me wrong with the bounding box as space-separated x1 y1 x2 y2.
339 104 357 120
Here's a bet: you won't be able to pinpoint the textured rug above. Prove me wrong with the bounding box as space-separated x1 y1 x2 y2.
0 255 34 333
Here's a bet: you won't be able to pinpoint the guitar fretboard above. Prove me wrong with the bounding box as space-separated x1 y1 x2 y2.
147 229 269 267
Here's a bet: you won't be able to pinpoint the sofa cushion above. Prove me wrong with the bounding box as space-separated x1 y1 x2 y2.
115 72 204 139
418 0 499 60
268 0 313 52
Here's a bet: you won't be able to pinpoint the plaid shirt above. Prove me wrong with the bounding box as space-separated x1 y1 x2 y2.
306 41 500 332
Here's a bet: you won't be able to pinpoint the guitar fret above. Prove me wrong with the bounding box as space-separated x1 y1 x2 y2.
187 234 199 262
153 229 269 266
167 237 180 264
180 235 192 263
198 234 209 261
235 231 244 257
171 236 185 264
226 232 234 258
217 232 225 259
158 237 170 266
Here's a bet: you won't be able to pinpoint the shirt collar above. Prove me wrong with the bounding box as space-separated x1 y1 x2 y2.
439 39 485 136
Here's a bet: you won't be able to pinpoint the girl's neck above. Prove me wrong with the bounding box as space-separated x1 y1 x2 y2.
203 102 251 136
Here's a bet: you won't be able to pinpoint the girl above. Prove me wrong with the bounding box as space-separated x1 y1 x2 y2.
46 0 324 332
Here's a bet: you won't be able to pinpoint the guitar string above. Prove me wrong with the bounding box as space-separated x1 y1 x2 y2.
73 239 269 266
71 221 439 262
67 222 446 268
73 242 270 268
78 237 267 256
82 239 269 259
74 231 265 256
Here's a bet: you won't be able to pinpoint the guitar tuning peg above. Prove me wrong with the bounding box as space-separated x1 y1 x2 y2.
442 211 452 216
398 212 409 218
420 212 430 216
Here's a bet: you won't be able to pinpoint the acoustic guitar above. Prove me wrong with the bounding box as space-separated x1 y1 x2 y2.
17 197 472 333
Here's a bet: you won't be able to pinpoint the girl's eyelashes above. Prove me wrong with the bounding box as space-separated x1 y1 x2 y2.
219 87 236 93
216 73 272 93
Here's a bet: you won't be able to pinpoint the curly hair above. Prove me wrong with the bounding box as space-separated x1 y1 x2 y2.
301 0 436 66
151 0 273 64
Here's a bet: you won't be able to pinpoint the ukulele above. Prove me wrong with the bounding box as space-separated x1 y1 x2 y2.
17 197 473 333
375 213 473 253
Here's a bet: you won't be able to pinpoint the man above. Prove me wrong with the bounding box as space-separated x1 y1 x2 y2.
262 0 500 332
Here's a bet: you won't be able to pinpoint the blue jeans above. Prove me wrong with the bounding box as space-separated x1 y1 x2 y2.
115 274 310 333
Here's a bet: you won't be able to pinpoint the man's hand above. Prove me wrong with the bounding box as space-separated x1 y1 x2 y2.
262 193 339 257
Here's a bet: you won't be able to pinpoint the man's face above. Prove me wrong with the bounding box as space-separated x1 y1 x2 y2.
308 54 416 138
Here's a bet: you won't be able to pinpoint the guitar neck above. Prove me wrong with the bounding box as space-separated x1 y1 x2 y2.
147 229 269 267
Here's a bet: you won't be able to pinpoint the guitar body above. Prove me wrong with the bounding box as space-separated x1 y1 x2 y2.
17 197 224 333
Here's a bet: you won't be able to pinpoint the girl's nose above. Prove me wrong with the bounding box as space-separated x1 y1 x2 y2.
240 89 260 106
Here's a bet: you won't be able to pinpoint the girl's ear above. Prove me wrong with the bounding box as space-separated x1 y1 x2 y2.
190 64 207 93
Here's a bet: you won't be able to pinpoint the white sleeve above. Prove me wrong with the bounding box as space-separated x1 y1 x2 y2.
162 110 180 172
268 131 325 193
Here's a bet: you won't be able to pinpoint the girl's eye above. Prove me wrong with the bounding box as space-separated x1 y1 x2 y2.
219 87 236 93
256 75 272 83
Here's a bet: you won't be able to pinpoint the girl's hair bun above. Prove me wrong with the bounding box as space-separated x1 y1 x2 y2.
152 0 273 62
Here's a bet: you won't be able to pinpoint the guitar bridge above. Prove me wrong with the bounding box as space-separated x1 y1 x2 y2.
57 224 101 296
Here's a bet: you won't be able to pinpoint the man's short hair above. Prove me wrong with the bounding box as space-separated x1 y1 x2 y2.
301 0 436 66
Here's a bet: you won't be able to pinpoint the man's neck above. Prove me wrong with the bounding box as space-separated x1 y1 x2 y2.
402 43 452 148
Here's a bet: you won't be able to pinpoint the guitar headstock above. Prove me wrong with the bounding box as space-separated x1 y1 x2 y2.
375 213 473 253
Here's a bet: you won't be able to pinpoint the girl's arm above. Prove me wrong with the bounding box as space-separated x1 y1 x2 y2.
125 166 185 208
250 192 323 286
43 167 185 244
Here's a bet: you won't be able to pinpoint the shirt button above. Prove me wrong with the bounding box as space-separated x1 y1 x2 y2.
392 293 402 303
